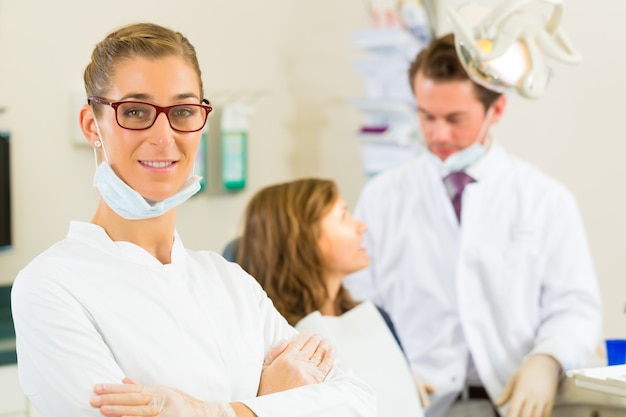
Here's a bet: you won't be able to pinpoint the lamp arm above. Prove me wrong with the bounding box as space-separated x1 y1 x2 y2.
519 34 550 98
537 27 582 64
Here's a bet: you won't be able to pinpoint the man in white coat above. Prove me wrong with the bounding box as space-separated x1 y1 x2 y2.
344 33 602 417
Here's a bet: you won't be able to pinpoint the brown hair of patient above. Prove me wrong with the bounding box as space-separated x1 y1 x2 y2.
237 178 357 326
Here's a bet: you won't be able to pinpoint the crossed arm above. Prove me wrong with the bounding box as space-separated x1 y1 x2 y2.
90 331 336 417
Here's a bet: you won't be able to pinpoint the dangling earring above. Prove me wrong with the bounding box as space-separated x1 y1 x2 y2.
94 140 102 148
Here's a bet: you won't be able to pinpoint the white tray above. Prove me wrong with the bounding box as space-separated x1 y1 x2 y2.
567 365 626 397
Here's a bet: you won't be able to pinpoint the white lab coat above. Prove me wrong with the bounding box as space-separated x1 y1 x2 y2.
344 144 602 417
12 222 375 417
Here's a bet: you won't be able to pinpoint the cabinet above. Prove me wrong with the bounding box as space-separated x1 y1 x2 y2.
553 405 626 417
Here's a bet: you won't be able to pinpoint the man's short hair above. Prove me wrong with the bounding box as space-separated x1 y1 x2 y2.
408 33 502 111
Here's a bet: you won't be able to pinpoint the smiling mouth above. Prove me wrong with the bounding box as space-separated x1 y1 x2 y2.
140 161 174 168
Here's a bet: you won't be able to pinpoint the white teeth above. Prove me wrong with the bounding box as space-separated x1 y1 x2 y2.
142 161 173 168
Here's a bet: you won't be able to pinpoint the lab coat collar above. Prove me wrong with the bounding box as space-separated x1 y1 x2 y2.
66 221 186 267
464 137 498 182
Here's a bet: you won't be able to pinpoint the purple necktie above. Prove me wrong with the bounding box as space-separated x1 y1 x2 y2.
446 171 475 223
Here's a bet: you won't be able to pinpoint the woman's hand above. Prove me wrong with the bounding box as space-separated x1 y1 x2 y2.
258 330 336 395
90 377 237 417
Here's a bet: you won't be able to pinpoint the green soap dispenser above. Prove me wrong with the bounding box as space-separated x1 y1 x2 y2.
220 103 253 191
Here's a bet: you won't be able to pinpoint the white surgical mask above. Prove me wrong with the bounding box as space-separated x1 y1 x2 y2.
428 107 494 173
92 119 201 220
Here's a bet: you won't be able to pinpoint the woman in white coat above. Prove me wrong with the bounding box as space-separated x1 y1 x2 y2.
11 23 374 417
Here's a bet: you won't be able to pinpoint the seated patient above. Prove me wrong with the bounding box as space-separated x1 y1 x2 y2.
236 178 423 417
10 23 374 417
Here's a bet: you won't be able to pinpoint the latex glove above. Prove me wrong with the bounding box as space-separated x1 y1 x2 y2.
90 377 237 417
258 330 336 396
495 354 562 417
412 372 436 408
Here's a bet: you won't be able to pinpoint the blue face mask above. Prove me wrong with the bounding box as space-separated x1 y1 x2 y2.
440 141 488 172
93 162 201 220
428 107 494 173
91 118 201 220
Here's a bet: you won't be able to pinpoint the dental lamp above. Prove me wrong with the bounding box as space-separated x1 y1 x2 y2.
446 0 581 99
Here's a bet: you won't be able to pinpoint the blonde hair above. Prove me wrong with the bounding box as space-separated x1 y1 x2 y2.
83 22 203 109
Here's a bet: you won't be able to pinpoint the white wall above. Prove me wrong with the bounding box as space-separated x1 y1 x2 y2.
1 0 625 339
